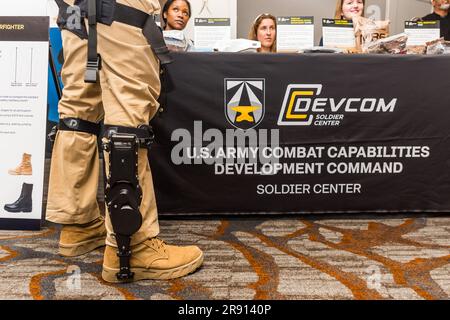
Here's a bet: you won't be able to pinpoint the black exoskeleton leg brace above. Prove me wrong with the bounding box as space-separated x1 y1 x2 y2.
103 125 154 281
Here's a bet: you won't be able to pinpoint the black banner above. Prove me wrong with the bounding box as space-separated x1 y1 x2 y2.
149 52 450 214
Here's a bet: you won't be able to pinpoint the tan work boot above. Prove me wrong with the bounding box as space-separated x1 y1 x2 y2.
59 216 107 257
8 153 32 175
102 238 203 283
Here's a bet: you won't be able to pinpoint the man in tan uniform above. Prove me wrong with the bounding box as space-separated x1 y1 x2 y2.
47 0 203 283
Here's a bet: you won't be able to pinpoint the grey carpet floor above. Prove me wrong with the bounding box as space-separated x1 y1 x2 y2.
0 214 449 300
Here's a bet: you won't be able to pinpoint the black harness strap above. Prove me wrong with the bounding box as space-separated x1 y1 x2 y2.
114 3 173 65
142 14 173 65
60 118 101 135
113 3 147 28
55 0 172 84
120 5 174 111
85 0 102 83
48 118 101 142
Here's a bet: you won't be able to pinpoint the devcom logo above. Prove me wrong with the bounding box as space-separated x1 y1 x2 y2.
278 84 321 126
224 78 265 130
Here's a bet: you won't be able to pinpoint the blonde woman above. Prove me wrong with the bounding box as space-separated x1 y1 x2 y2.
249 13 277 53
335 0 365 20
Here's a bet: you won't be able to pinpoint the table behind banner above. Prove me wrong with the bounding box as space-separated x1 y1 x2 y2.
149 52 450 215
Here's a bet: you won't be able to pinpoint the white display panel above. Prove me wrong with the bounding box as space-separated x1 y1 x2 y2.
322 19 356 49
0 17 49 230
194 18 232 49
405 20 440 46
277 16 314 52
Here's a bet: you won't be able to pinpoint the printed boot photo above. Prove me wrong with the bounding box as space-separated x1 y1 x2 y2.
8 153 32 175
4 183 33 213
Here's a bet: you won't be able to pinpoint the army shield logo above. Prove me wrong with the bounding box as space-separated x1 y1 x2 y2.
225 79 265 130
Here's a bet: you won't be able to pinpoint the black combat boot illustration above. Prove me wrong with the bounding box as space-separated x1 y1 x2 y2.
4 183 33 213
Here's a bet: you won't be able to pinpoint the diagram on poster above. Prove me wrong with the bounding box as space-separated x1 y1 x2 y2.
0 16 49 230
198 0 212 16
10 46 40 87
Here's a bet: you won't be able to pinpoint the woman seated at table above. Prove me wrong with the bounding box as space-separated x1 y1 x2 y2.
162 0 193 51
249 13 277 53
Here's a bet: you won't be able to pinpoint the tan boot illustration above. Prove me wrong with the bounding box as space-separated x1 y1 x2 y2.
8 153 32 175
102 238 203 283
59 216 107 257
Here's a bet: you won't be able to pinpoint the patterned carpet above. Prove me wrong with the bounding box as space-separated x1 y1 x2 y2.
0 214 449 300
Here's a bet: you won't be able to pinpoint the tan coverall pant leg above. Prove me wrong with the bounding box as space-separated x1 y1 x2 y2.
46 28 104 225
47 0 161 248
